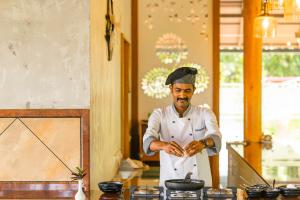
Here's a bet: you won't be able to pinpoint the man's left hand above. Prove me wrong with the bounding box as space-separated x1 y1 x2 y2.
184 141 205 157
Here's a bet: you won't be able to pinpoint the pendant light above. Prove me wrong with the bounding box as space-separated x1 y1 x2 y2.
254 0 277 38
268 0 284 9
284 0 300 21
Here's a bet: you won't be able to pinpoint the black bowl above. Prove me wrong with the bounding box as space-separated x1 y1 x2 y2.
246 188 262 198
278 185 300 197
98 181 123 193
262 188 280 199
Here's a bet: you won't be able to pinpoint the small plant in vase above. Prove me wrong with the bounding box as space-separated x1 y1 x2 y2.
71 167 87 200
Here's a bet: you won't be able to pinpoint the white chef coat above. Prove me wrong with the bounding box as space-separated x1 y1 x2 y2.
143 104 222 187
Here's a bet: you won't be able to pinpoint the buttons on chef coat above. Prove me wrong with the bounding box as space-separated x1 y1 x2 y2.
188 118 191 120
194 164 197 167
189 133 193 136
172 121 175 123
171 136 174 138
174 168 177 171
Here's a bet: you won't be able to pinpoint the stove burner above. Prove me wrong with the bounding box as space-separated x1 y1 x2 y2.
166 190 202 200
203 187 237 199
130 186 164 200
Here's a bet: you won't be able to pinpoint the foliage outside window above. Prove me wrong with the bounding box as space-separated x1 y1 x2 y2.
220 52 300 84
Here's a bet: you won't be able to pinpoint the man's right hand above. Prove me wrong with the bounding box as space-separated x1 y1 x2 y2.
162 141 184 157
149 140 184 157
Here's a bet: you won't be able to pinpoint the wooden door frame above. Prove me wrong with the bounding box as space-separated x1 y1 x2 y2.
121 33 131 158
131 0 139 159
211 0 220 188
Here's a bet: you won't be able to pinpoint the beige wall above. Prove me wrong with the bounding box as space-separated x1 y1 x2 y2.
90 0 131 190
0 0 89 108
138 0 213 120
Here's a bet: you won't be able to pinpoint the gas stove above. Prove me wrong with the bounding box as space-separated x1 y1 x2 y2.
166 189 202 200
129 186 237 200
130 186 164 200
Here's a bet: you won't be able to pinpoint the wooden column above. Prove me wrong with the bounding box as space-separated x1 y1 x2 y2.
243 0 263 174
121 34 131 158
211 0 220 189
131 0 139 159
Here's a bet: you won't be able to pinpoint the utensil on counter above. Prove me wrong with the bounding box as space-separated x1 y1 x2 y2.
165 172 205 191
98 181 123 193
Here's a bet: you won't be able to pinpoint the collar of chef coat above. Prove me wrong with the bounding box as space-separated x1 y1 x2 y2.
171 103 191 118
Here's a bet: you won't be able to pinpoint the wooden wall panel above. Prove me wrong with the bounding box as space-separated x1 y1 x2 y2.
0 109 89 198
90 0 124 191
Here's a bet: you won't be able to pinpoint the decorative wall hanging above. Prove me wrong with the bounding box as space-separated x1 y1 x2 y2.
141 67 172 99
105 0 115 61
186 9 200 24
155 33 188 64
143 0 208 37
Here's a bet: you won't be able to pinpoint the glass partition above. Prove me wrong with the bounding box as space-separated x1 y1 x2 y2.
228 141 300 187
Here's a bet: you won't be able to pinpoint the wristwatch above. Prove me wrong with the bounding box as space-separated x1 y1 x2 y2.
199 139 208 148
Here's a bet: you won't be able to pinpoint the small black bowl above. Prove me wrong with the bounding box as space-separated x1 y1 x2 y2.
262 188 280 199
278 185 300 197
246 188 262 198
98 181 123 193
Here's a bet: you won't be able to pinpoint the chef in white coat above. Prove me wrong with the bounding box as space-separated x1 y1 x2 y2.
143 67 222 187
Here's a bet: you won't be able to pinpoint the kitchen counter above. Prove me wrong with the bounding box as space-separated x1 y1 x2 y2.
2 140 300 199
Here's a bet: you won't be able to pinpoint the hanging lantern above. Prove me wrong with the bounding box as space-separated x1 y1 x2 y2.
284 0 300 21
268 0 284 10
254 0 277 38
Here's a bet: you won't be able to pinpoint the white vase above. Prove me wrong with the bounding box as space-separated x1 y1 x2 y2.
75 179 86 200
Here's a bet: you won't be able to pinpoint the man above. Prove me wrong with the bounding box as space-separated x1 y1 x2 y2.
143 67 221 187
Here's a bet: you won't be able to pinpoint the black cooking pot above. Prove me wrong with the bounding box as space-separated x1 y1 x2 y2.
98 181 123 193
165 172 205 191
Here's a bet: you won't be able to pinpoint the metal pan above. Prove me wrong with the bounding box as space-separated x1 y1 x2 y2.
165 172 205 191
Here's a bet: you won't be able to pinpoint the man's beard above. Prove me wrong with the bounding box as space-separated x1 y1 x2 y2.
176 97 189 107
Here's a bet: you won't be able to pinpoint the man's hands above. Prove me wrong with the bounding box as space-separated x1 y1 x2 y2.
149 140 184 157
150 138 214 157
162 140 205 157
184 141 205 157
162 141 184 157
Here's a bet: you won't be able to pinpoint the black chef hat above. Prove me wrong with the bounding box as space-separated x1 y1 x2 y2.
165 67 198 85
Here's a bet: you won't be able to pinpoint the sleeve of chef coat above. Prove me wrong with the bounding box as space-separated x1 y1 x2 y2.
203 107 222 156
143 109 161 156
